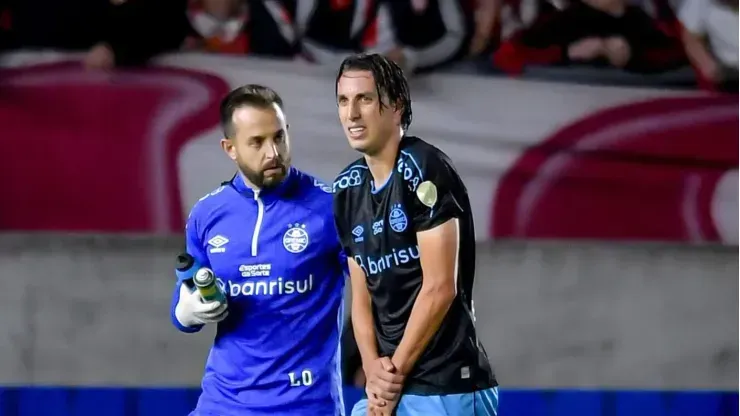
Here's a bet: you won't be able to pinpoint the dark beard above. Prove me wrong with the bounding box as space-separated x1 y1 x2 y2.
238 163 287 189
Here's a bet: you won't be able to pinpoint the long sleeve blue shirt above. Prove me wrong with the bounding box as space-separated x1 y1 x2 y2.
170 167 346 416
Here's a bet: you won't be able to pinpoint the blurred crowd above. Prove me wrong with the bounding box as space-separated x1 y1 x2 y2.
0 0 736 92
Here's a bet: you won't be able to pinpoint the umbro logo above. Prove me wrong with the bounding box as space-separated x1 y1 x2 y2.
208 235 229 253
352 225 364 243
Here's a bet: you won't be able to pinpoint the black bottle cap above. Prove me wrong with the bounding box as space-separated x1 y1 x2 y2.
175 253 195 271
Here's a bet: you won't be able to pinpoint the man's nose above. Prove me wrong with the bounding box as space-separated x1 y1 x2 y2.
264 141 279 159
348 102 361 120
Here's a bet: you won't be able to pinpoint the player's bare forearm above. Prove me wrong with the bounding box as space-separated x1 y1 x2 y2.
353 299 379 367
391 284 455 375
392 219 458 376
348 257 380 366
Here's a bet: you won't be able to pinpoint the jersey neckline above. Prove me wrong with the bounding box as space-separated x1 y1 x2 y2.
226 166 297 202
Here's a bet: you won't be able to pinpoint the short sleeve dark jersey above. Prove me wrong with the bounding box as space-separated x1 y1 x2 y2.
332 136 497 395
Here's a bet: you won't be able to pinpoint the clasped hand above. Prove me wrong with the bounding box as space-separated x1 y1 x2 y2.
364 357 404 416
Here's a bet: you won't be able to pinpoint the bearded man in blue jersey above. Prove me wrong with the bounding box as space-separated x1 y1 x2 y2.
169 84 347 416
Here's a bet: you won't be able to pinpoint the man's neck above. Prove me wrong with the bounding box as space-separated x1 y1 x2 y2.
365 135 401 189
239 171 261 192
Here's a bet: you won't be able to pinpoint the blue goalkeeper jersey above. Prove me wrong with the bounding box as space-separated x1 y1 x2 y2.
170 167 346 416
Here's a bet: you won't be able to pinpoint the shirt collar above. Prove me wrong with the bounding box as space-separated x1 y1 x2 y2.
230 166 297 202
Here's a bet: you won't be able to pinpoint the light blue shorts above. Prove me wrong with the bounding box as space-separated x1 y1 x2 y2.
351 387 499 416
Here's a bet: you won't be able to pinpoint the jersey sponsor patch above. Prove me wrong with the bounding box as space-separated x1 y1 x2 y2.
219 275 315 297
416 180 438 208
333 166 365 192
313 179 333 193
239 263 272 277
372 219 384 235
398 151 424 192
354 244 420 276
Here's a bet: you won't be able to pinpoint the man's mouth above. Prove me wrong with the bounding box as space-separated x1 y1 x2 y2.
348 126 366 139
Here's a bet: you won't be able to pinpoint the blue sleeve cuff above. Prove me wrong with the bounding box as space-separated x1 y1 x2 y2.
170 307 204 333
170 282 204 333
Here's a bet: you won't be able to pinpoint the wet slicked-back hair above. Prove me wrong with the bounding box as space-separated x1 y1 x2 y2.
335 53 412 132
220 84 284 139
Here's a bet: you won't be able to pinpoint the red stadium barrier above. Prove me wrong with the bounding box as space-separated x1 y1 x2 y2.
1 53 736 244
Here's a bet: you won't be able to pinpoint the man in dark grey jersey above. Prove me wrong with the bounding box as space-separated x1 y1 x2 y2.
332 53 498 416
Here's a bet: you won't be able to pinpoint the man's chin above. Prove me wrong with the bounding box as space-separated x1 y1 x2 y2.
262 169 286 187
350 141 380 156
349 141 369 153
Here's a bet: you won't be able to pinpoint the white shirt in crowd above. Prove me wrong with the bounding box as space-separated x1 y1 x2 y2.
679 0 739 68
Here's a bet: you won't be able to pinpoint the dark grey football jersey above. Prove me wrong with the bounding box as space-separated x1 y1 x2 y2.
332 135 496 395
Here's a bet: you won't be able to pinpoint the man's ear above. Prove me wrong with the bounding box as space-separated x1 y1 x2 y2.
220 138 237 161
392 101 403 126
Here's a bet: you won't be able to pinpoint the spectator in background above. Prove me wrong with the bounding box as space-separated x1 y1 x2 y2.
496 0 563 43
369 0 474 73
493 0 687 76
1 0 157 67
85 0 299 70
85 0 177 70
296 0 379 66
678 0 738 92
3 0 108 52
181 0 250 53
468 0 498 56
